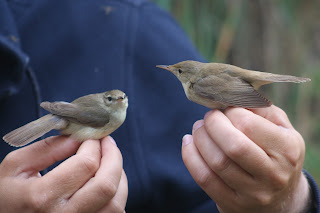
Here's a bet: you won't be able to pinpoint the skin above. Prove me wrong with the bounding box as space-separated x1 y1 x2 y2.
182 105 309 213
0 105 310 212
0 136 127 213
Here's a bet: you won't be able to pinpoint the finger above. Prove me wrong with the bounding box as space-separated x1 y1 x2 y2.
97 170 128 213
224 107 298 155
2 136 81 175
40 139 101 199
67 136 123 212
181 134 237 205
248 105 293 129
204 110 273 177
192 120 254 191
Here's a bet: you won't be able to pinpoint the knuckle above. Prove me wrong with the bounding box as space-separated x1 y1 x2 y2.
41 136 56 149
232 108 254 135
35 136 57 152
98 179 118 198
232 113 253 135
227 139 249 159
285 149 301 168
27 190 49 212
284 132 305 167
252 191 273 206
194 168 213 188
269 171 290 190
78 155 99 175
209 153 231 173
275 107 288 119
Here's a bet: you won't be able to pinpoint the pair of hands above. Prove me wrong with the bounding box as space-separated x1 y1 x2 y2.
0 105 309 212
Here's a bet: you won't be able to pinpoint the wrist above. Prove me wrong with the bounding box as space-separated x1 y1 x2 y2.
284 172 310 213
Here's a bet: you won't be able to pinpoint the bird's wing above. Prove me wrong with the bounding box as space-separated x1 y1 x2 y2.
193 73 271 108
40 101 110 127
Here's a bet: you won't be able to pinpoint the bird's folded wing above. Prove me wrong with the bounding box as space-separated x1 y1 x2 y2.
40 101 110 127
193 74 271 108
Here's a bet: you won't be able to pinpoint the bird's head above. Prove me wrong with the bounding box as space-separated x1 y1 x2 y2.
103 90 128 111
157 60 202 84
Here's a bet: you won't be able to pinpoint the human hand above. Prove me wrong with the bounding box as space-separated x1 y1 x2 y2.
182 105 310 213
0 136 127 213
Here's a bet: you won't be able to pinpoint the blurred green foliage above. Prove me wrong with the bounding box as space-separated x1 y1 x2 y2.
153 0 320 184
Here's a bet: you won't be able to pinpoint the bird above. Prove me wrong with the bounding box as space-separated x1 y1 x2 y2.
3 89 128 147
157 60 310 109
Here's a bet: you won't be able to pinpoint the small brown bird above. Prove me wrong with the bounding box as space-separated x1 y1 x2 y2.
157 60 310 109
3 90 128 147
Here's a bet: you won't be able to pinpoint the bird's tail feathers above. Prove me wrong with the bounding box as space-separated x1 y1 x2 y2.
262 73 311 83
247 71 311 89
2 114 68 147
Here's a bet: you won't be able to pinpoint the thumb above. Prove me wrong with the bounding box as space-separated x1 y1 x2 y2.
2 136 81 176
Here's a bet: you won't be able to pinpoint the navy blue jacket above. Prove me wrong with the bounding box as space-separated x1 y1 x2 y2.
0 0 319 212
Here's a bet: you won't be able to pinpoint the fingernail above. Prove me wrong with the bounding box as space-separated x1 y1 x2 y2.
107 136 117 146
192 120 204 134
182 134 193 146
204 110 214 120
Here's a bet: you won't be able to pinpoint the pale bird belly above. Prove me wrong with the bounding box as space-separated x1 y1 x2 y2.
61 109 126 141
61 122 119 141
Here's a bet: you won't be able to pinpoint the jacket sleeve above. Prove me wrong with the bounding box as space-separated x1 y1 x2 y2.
303 170 320 213
0 0 29 99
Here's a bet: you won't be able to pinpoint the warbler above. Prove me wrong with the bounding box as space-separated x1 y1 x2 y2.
3 90 128 147
157 60 310 109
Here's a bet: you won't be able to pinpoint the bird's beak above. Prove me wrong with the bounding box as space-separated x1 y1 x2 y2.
116 96 126 102
156 65 172 72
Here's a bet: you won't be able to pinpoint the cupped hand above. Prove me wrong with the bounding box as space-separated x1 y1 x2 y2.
182 105 310 213
0 136 128 213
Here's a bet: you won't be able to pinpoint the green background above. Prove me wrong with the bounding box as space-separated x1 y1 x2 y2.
153 0 320 185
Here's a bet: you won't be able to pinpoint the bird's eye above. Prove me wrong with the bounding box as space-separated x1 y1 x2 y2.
107 96 112 101
178 69 183 74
